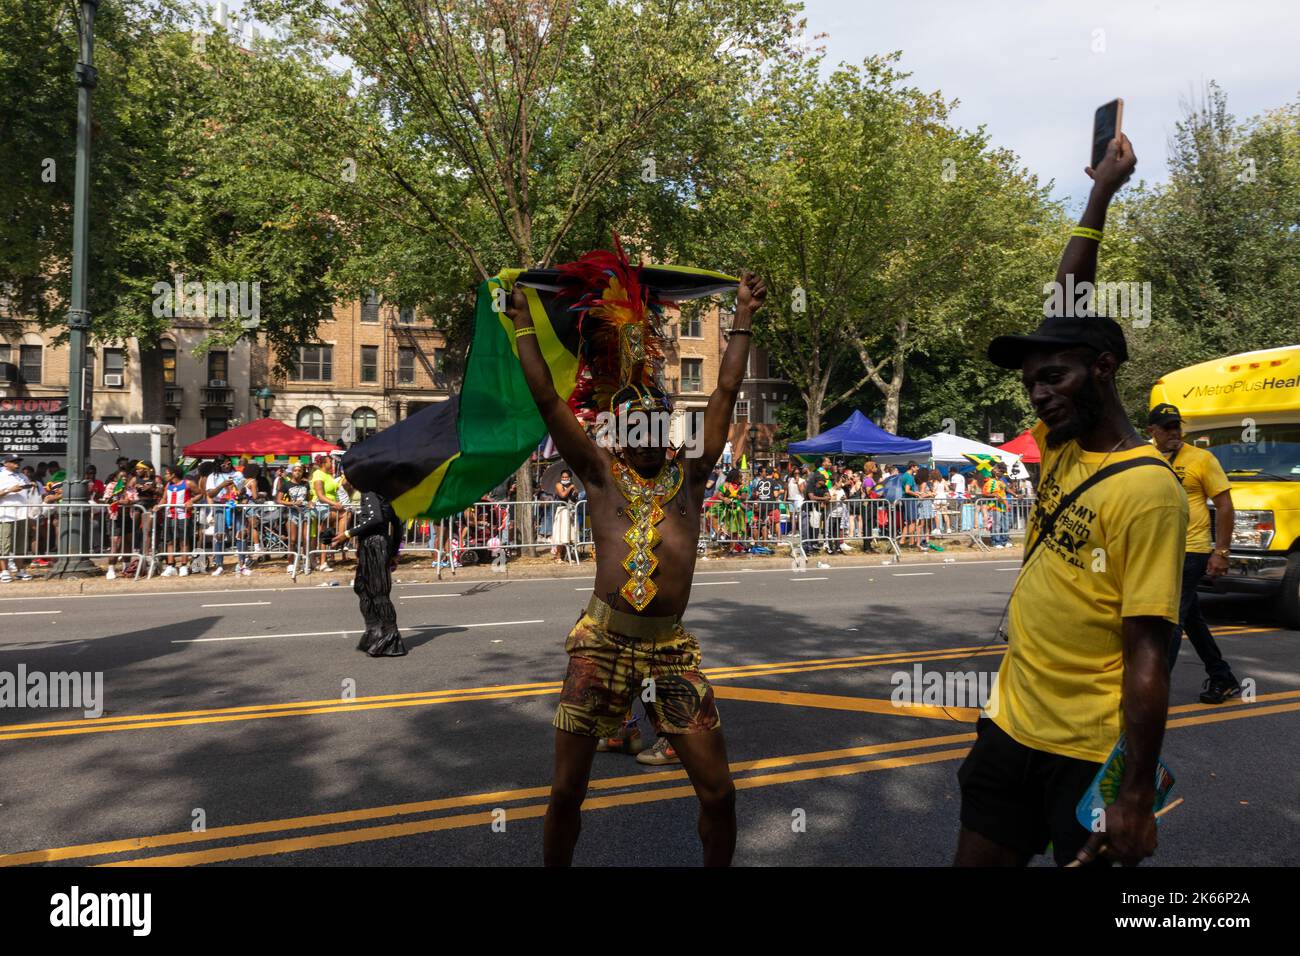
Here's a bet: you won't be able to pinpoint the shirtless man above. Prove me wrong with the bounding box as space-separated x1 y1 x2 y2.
509 270 767 866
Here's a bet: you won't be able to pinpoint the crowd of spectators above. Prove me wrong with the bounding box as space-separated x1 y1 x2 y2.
1 448 1037 583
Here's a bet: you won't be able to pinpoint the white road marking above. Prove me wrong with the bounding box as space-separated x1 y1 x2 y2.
0 610 61 616
398 593 461 600
171 619 545 644
892 572 934 577
0 557 1030 605
789 576 828 581
200 601 272 608
692 581 739 586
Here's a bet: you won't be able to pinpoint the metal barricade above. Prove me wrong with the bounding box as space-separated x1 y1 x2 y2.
177 502 309 578
0 501 149 578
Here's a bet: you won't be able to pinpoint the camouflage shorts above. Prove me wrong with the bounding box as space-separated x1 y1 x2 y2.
553 596 721 739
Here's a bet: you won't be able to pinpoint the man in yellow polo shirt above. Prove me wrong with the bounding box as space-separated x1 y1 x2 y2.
1147 403 1241 704
956 132 1188 868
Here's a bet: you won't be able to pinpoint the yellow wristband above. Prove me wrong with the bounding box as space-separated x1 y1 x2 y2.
514 326 537 339
1071 226 1104 242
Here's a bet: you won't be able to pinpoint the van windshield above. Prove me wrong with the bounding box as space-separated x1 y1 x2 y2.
1187 426 1300 481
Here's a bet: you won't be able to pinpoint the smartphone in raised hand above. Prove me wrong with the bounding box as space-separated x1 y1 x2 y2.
1091 98 1124 169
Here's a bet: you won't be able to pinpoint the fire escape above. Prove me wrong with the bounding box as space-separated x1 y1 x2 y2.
384 308 449 417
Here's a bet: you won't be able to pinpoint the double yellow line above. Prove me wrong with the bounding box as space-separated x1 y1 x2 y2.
5 688 1298 867
0 626 1276 742
0 642 1012 742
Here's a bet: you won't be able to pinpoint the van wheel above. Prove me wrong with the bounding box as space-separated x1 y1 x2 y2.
1277 553 1300 630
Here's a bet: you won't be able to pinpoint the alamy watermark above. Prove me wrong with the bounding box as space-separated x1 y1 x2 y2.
593 409 704 459
151 274 261 329
1043 274 1151 328
891 664 998 715
0 665 103 718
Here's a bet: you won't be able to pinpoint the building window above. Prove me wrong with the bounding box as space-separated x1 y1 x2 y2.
205 416 228 438
161 344 177 385
681 358 703 393
103 347 125 386
399 306 415 325
19 344 42 384
294 345 332 382
361 290 380 324
433 347 445 372
360 345 378 383
398 346 415 384
733 400 750 423
296 406 325 437
352 407 378 442
0 344 10 365
681 315 701 338
207 350 229 384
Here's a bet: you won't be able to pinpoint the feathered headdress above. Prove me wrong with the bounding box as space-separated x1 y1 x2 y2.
556 235 671 421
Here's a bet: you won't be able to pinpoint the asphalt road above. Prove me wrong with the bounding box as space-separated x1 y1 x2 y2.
1 559 1296 867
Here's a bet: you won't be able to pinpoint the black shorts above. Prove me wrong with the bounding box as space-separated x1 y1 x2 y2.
957 718 1102 865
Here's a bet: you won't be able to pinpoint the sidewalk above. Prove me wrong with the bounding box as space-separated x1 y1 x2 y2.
0 540 1024 597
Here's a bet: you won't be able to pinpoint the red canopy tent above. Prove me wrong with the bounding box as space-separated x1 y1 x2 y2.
183 418 339 459
997 429 1041 463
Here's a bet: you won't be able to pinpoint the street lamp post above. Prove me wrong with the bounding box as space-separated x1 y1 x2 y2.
747 423 758 474
54 0 100 577
255 387 275 418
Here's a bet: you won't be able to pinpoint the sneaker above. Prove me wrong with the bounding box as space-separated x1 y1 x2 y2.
211 566 224 577
287 561 297 575
179 566 189 577
16 570 33 581
0 571 10 584
161 565 177 577
240 565 252 576
33 558 50 568
596 724 645 755
636 737 680 766
1199 677 1242 705
318 562 332 573
840 542 854 553
105 566 116 581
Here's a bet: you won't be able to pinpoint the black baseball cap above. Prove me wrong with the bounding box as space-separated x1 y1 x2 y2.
3 453 22 464
1147 403 1183 427
987 316 1129 370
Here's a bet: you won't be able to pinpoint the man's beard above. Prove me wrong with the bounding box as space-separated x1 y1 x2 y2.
1044 372 1107 448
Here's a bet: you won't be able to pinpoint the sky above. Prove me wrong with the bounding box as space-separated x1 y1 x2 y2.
801 0 1299 205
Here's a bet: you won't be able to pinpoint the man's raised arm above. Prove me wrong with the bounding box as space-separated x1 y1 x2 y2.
694 272 767 481
507 287 607 486
1052 133 1137 305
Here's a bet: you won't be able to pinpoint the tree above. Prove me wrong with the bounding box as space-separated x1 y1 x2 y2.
1113 83 1300 415
721 52 1057 436
246 0 800 530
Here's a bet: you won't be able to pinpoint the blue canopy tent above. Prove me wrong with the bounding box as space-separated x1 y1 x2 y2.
787 411 932 459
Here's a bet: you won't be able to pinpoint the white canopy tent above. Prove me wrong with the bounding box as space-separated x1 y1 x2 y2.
920 432 1029 479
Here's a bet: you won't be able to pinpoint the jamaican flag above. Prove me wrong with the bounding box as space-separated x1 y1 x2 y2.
342 264 737 521
962 452 999 477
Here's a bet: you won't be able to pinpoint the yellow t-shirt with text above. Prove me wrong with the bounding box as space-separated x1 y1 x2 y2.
1165 442 1231 553
986 422 1187 763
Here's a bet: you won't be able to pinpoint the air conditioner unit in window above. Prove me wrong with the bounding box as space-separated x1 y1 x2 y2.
104 373 123 387
209 379 227 388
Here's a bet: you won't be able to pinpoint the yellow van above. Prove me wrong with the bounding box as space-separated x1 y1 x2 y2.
1150 345 1300 627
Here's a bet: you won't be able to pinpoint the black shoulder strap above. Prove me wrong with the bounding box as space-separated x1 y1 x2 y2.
1023 455 1175 566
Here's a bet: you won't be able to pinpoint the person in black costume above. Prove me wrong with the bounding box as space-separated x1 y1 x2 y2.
333 491 406 657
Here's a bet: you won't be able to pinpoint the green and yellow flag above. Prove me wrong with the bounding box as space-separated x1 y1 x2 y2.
342 264 736 521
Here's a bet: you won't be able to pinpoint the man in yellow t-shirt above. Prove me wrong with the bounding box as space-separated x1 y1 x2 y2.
957 131 1187 869
1147 403 1241 703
